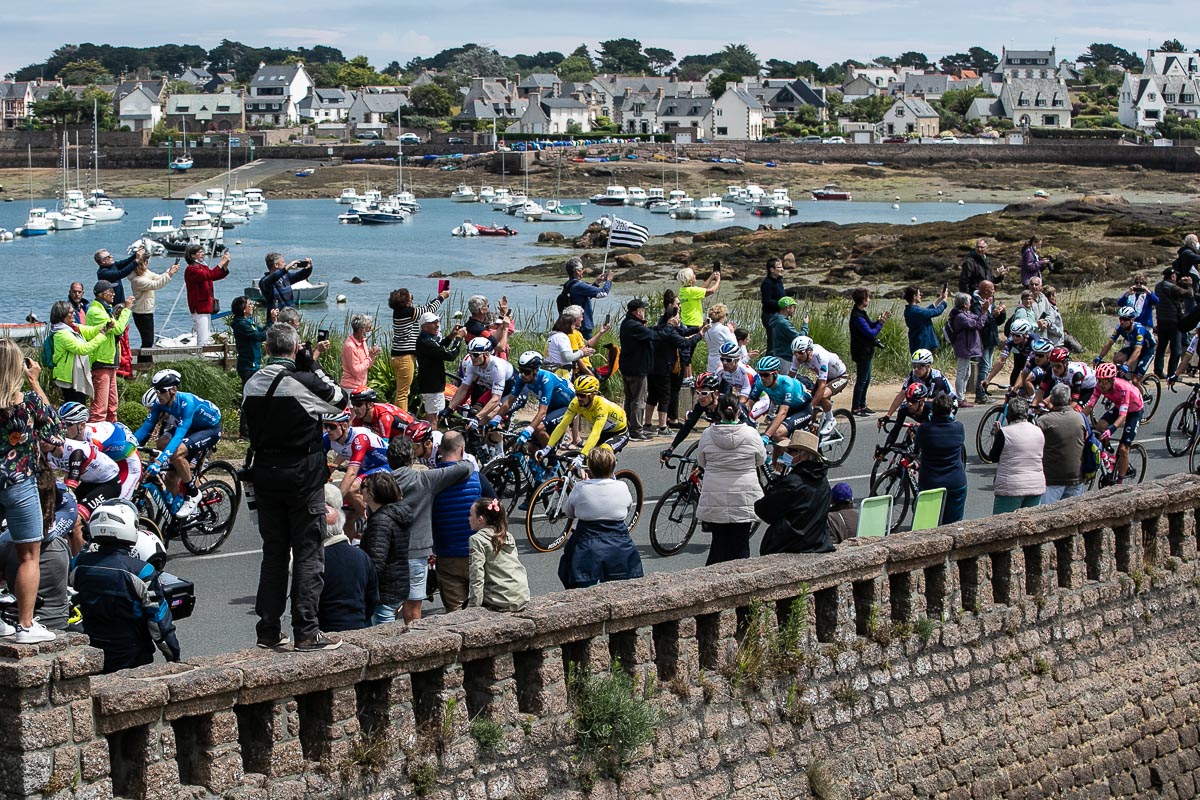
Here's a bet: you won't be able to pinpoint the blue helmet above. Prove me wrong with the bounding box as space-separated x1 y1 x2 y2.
718 341 740 359
756 355 782 373
1031 337 1053 355
58 401 89 425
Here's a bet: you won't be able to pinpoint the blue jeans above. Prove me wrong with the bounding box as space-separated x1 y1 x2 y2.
372 603 399 625
0 476 43 544
852 357 873 410
975 348 994 401
993 494 1041 514
1041 484 1086 504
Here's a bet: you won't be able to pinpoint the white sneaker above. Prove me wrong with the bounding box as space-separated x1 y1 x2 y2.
15 619 55 644
176 494 200 518
0 619 15 638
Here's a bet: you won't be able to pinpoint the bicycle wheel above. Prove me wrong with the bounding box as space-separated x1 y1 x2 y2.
975 405 1004 463
201 459 243 506
675 441 699 483
179 479 235 555
615 469 645 534
648 482 699 556
482 456 525 514
1126 443 1148 484
1165 403 1197 457
1140 375 1161 422
525 477 573 553
870 466 913 533
821 409 856 467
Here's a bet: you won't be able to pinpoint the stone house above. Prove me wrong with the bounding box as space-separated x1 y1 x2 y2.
1118 73 1200 130
455 77 527 124
507 92 591 134
165 89 246 132
881 97 940 137
297 86 353 122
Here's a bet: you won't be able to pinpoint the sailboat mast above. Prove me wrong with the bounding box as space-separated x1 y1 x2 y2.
92 97 99 195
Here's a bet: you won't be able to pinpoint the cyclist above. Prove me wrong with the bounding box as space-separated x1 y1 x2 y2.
1169 332 1199 384
322 412 390 536
540 375 628 461
1083 362 1143 485
496 352 575 448
350 388 414 440
1014 337 1055 398
1030 347 1097 407
134 369 222 518
403 420 443 469
660 372 753 462
882 349 956 427
1094 305 1156 389
41 433 121 519
983 319 1037 388
57 402 142 502
715 341 756 411
749 355 814 450
882 383 935 449
445 337 515 426
789 335 848 434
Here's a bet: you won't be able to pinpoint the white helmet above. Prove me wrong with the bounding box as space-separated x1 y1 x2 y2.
791 335 813 353
1010 319 1035 336
89 499 140 547
130 528 167 570
467 337 493 354
151 368 182 390
517 351 543 370
141 388 159 408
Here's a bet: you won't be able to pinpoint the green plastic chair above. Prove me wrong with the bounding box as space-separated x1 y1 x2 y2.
856 495 893 538
911 488 947 531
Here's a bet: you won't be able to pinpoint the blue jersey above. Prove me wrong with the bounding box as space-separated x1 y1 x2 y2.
750 374 811 410
135 392 223 458
902 367 957 400
510 369 573 411
1111 322 1155 351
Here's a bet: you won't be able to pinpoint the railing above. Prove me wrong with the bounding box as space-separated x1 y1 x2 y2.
130 341 235 372
3 478 1198 799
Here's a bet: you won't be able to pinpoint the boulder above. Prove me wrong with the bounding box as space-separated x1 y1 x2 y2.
538 231 566 244
615 253 645 269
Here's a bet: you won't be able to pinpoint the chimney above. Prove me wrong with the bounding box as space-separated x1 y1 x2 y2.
624 86 632 97
656 86 664 99
259 61 266 69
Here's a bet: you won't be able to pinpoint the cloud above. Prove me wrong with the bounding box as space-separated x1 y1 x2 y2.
265 28 348 44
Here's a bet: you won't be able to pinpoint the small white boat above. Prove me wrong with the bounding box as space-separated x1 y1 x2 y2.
202 188 225 216
477 186 496 203
513 200 545 220
389 190 421 214
450 184 477 203
245 188 268 213
180 210 219 241
19 208 52 236
670 197 698 220
542 200 584 222
722 185 744 204
626 186 647 206
646 188 665 203
336 187 362 205
695 195 735 220
220 207 247 227
89 198 125 221
68 208 97 225
184 193 206 213
491 188 513 211
502 194 528 215
0 228 14 242
338 210 360 224
451 219 481 237
47 210 84 231
740 184 765 206
753 187 797 217
64 189 88 211
590 185 628 206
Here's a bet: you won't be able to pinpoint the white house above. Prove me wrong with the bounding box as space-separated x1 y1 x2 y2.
116 83 162 131
711 83 764 140
657 95 714 138
297 86 353 122
881 97 940 137
507 93 590 134
245 62 314 126
1143 49 1200 77
1118 73 1200 130
998 48 1059 81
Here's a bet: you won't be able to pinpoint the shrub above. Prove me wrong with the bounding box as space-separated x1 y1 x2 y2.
117 401 148 430
570 661 659 778
469 717 503 753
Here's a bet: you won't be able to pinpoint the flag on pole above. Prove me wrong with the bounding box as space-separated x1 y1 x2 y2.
608 216 650 249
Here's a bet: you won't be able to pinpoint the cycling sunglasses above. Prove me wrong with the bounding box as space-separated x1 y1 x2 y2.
720 357 738 363
697 390 717 398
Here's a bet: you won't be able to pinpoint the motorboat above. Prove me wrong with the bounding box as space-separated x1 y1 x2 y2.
753 188 797 216
669 196 698 220
722 185 745 204
450 184 477 203
180 210 220 241
202 188 225 216
228 190 254 217
145 215 178 238
646 199 673 213
451 219 481 237
695 195 736 220
646 188 665 204
490 188 513 211
541 200 584 222
295 168 316 177
87 189 111 207
46 210 84 231
474 223 517 237
184 193 206 213
245 279 329 305
129 237 167 257
740 184 765 206
388 190 421 214
477 186 496 203
626 186 647 206
811 183 852 201
170 156 193 172
337 210 360 224
17 208 51 236
503 194 529 215
244 189 268 214
590 185 627 206
0 318 46 341
69 208 97 225
512 200 545 220
220 208 247 227
64 189 88 211
336 188 362 204
155 233 199 255
357 202 410 224
89 198 125 221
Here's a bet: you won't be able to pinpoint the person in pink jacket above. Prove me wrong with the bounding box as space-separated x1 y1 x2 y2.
341 314 381 390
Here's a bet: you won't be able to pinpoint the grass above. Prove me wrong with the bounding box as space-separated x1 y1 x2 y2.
570 660 660 779
469 716 504 753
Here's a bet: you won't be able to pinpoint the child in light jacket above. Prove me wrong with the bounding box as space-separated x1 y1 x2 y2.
467 498 529 612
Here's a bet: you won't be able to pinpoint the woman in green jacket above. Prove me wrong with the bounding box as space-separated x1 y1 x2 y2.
84 281 133 423
47 300 110 405
230 296 277 437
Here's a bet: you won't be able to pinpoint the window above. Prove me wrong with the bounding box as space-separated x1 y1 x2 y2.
1145 110 1160 120
895 107 905 117
1043 115 1058 126
1052 98 1064 107
1164 94 1176 103
716 126 728 135
1149 93 1157 101
689 106 700 116
1018 98 1030 107
1036 98 1047 107
1026 70 1034 78
1040 71 1048 78
1183 94 1195 103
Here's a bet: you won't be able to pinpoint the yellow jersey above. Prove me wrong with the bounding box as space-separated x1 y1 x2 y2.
547 394 627 455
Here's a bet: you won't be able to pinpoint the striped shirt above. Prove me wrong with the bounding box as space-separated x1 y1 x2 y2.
390 296 444 356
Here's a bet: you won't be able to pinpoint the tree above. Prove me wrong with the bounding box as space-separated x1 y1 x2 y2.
938 86 991 116
644 47 675 75
512 51 564 72
384 60 403 77
874 56 896 67
58 59 110 86
447 45 513 79
1159 39 1186 53
765 59 798 78
675 53 721 81
707 71 742 99
939 52 972 74
556 54 595 82
844 94 893 122
967 47 999 73
31 86 87 124
81 86 115 129
570 44 595 68
896 51 931 69
409 83 453 117
597 39 650 74
1078 43 1142 70
718 43 760 77
338 55 386 88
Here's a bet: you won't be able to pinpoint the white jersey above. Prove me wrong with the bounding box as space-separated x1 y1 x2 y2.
791 344 846 382
717 362 754 398
47 438 120 484
1065 362 1097 391
464 355 515 395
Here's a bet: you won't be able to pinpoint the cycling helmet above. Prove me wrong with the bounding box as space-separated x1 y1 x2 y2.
1009 319 1035 337
89 499 139 547
322 412 351 424
404 420 434 444
150 368 182 390
790 335 814 353
755 355 782 373
141 388 159 408
1049 347 1070 364
1031 337 1053 355
910 348 934 366
350 388 378 404
1118 306 1137 320
57 401 89 425
1095 362 1119 380
467 337 493 354
518 351 543 370
697 372 722 391
905 383 931 401
574 375 600 395
718 341 741 359
130 528 167 571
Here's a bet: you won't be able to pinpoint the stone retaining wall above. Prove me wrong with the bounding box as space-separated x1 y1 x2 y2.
3 479 1200 799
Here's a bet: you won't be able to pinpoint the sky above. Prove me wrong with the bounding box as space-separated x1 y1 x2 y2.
4 0 1199 78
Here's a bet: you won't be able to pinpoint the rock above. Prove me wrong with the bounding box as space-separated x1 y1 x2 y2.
615 253 645 269
349 276 365 283
589 166 616 177
670 250 694 264
538 231 566 244
693 226 753 243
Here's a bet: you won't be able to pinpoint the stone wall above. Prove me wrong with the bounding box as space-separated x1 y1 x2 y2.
3 479 1200 799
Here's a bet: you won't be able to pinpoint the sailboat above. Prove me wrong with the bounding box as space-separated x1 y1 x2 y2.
171 118 193 172
86 100 125 220
17 146 51 236
542 152 583 222
46 134 84 230
387 126 420 213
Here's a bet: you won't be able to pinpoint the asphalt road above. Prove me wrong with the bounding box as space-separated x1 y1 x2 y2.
168 159 323 199
166 399 1178 659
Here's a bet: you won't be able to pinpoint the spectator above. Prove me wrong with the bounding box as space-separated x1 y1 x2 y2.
947 292 984 407
67 282 88 325
849 287 890 417
546 308 595 378
358 472 412 625
826 483 859 543
340 314 381 391
1037 384 1087 504
1019 236 1051 287
47 300 110 406
388 286 449 410
317 483 378 632
703 303 736 373
565 257 613 339
970 280 1007 404
464 295 510 353
386 436 472 623
183 244 230 347
618 298 659 440
277 307 331 375
903 285 948 355
677 266 719 329
243 323 350 652
1027 276 1052 324
756 430 835 554
415 311 465 425
987 395 1046 514
467 497 529 612
231 297 275 386
430 431 490 612
84 281 133 423
767 297 803 360
1154 267 1193 378
1012 290 1038 331
958 238 1007 294
760 256 786 354
1041 286 1066 348
1175 233 1200 284
647 310 703 436
0 472 81 632
1119 273 1159 329
559 445 643 588
259 253 314 311
128 252 179 350
94 245 142 306
914 393 968 524
695 393 764 564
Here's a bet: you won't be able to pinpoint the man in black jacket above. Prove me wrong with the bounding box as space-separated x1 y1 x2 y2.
1155 266 1194 378
647 310 705 435
958 239 1008 294
415 311 465 423
755 431 835 555
317 484 378 632
619 298 659 440
243 323 349 652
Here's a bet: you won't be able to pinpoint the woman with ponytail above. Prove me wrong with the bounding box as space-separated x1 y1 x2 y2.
467 497 529 612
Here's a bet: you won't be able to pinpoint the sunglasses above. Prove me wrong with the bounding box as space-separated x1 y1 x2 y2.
697 390 716 397
577 393 595 399
519 368 536 375
323 424 340 431
720 357 737 363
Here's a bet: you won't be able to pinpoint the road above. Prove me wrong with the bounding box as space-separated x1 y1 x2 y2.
168 159 323 199
167 398 1177 658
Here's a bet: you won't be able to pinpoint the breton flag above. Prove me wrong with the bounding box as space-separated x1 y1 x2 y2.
608 216 650 249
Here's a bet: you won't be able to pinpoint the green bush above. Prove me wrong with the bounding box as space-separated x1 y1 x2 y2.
117 401 148 430
570 661 659 778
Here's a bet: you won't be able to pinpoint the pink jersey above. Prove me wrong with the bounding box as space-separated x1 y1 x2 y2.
1088 377 1143 415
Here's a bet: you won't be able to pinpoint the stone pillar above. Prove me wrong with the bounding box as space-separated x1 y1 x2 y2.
463 654 519 724
513 647 568 716
172 710 243 793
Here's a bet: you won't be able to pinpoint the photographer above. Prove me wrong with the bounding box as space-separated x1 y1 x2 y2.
259 253 313 311
415 311 466 424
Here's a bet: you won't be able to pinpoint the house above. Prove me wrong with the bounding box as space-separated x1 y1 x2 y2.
902 74 952 102
998 48 1058 81
245 62 313 126
455 77 527 123
711 83 764 140
965 77 1070 129
347 91 409 129
840 76 882 102
410 70 440 88
298 86 353 122
657 95 713 138
507 92 590 134
1118 73 1200 129
1143 49 1200 77
178 67 213 91
0 80 36 129
737 77 827 122
881 97 940 137
165 89 246 132
613 85 662 134
516 73 561 99
587 75 707 122
116 82 162 131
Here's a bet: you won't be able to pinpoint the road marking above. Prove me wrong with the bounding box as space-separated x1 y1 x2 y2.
182 548 262 562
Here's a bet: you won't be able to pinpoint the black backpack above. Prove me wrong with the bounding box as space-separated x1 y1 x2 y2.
556 278 579 314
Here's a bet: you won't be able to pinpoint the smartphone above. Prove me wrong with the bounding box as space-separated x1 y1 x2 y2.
942 282 948 294
713 262 721 273
173 258 180 266
604 313 611 326
23 357 33 370
317 329 329 342
438 279 450 293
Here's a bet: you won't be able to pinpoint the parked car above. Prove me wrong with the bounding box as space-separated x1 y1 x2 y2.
447 137 466 144
799 135 822 143
761 136 781 143
399 133 422 145
821 136 847 144
357 131 381 140
366 140 387 147
936 135 959 144
882 136 908 144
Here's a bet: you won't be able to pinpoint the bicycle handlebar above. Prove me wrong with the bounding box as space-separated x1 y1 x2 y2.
660 454 696 469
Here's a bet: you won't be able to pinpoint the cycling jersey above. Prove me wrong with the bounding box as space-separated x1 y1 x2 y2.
135 392 223 460
509 369 574 411
668 401 753 450
790 344 847 382
1036 362 1096 397
750 374 811 410
351 402 414 440
998 336 1033 360
547 395 627 455
47 438 120 487
718 362 755 398
1085 377 1144 416
902 368 957 399
46 483 78 543
85 421 138 461
1110 322 1156 352
462 355 515 396
323 426 390 476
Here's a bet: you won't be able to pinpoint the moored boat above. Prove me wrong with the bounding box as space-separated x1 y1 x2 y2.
336 188 362 204
626 186 647 206
244 279 329 305
541 201 584 222
695 195 736 220
590 185 628 206
811 183 852 201
475 223 517 236
0 320 46 340
170 156 193 172
244 188 268 213
450 184 477 203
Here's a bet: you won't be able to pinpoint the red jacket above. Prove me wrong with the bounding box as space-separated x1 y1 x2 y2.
185 262 228 314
